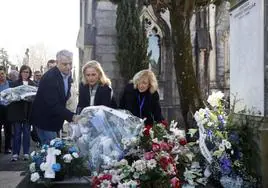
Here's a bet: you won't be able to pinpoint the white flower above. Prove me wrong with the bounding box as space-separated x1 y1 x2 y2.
100 179 111 188
41 149 46 153
207 122 214 127
147 159 157 169
72 152 79 158
120 159 128 166
40 162 48 171
132 160 147 173
53 149 61 156
63 154 73 163
170 127 185 138
50 138 61 146
219 144 225 151
111 174 121 184
30 172 40 182
30 151 36 157
225 141 232 149
222 139 231 149
50 140 55 146
207 91 224 107
29 162 36 173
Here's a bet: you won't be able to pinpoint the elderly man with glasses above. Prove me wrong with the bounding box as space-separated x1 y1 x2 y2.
31 50 80 145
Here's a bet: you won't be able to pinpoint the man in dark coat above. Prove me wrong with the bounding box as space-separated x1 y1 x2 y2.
31 50 79 145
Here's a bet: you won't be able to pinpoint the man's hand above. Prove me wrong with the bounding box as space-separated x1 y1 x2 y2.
72 115 82 124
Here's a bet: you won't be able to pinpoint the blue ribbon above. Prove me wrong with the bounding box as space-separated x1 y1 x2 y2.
138 94 145 118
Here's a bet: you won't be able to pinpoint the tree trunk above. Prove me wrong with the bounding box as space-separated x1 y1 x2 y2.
169 2 203 130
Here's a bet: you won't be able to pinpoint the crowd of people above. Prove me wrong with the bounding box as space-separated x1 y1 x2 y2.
0 49 166 162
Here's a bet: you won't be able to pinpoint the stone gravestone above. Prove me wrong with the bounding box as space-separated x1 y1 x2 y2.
230 0 268 186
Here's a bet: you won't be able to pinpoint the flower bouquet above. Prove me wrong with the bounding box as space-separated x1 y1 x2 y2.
29 138 89 183
193 91 259 187
69 105 144 172
0 85 37 105
91 119 206 188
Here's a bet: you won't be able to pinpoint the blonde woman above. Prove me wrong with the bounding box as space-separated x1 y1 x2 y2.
76 60 117 114
120 69 165 125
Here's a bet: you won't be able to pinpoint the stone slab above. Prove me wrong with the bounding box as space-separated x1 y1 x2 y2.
17 175 91 188
0 171 25 188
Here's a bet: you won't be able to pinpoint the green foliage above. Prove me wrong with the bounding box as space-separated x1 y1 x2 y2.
116 0 149 82
226 112 262 184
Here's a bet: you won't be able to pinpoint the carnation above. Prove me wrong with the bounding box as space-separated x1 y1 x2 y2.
30 172 40 182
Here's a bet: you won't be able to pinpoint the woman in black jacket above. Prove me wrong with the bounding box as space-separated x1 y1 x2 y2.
76 60 117 114
8 65 35 161
120 69 165 126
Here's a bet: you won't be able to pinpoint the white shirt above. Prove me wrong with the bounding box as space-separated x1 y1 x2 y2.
23 81 28 85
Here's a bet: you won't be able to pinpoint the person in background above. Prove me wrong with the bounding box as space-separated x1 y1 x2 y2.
46 59 56 71
33 70 42 86
8 70 19 82
0 66 12 154
76 60 117 114
31 50 80 145
120 69 166 126
8 65 35 161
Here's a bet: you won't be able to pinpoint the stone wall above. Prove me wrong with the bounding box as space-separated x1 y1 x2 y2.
95 1 124 101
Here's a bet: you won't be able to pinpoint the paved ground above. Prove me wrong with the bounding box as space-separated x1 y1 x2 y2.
0 139 38 188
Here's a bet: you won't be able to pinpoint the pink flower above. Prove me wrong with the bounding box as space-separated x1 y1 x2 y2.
152 143 160 152
160 142 170 151
170 177 180 188
144 151 155 160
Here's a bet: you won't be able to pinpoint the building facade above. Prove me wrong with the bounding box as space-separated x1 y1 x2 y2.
76 0 230 122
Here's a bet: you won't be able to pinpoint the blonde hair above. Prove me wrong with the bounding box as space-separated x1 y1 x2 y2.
132 69 158 93
82 60 111 86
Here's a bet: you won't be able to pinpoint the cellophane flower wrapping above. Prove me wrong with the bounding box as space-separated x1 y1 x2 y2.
69 105 144 172
0 85 37 105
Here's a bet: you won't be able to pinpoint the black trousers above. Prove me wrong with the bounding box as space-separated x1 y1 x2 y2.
0 105 12 152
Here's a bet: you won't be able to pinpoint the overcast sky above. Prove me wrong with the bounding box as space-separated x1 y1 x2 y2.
0 0 79 66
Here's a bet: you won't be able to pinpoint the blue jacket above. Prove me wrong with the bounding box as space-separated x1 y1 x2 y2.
31 67 74 131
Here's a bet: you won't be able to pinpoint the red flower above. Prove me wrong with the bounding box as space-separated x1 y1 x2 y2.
160 120 169 128
170 177 180 188
99 174 112 181
144 151 155 160
160 142 170 151
152 143 160 152
179 138 187 146
143 125 153 136
92 176 101 187
159 156 169 170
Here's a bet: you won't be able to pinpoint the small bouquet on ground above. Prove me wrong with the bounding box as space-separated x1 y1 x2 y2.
29 138 89 183
0 85 37 105
193 91 259 187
